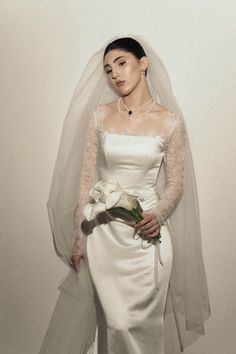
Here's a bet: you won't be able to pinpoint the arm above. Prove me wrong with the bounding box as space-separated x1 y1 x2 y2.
71 112 98 257
151 114 186 225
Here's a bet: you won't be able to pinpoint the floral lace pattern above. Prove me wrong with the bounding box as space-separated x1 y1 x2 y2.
94 103 178 142
71 114 98 257
71 104 186 256
96 126 167 140
149 114 186 225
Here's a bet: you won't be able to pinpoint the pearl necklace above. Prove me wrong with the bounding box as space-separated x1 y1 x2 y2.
117 97 155 119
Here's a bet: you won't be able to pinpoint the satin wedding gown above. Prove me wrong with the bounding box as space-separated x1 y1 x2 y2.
86 133 173 354
72 102 185 354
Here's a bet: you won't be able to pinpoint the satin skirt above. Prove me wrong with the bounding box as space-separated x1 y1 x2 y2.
86 217 173 354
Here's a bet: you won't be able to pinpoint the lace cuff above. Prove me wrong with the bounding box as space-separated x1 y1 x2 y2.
71 112 98 257
150 114 186 225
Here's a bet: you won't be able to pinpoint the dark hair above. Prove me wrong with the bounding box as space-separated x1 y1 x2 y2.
103 37 148 76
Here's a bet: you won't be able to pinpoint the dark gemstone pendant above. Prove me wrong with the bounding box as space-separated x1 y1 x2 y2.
128 110 132 116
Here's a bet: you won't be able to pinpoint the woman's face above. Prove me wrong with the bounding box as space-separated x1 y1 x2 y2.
103 49 147 96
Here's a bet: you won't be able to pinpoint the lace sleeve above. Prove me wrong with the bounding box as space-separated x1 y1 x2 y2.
71 112 98 257
151 114 186 225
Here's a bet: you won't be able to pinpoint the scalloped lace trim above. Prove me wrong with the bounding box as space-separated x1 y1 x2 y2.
96 126 166 140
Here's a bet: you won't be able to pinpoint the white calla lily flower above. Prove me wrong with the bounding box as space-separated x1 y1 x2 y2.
84 181 144 221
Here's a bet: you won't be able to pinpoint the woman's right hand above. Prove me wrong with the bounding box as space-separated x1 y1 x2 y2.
70 252 85 272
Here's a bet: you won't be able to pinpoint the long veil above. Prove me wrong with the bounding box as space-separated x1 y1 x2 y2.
42 34 211 354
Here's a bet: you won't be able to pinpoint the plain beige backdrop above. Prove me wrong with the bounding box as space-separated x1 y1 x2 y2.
0 1 235 353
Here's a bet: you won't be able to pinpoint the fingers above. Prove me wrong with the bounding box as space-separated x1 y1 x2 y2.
136 214 159 231
135 213 160 238
148 228 160 235
146 225 160 235
70 254 83 272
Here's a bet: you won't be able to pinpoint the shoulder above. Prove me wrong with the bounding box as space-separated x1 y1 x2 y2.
93 100 118 129
149 103 184 134
158 106 185 135
164 112 186 149
94 100 117 114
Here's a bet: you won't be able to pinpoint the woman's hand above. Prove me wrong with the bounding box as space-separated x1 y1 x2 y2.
70 250 85 272
135 213 161 240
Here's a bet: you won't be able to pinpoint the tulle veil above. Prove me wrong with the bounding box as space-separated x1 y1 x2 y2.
39 34 211 354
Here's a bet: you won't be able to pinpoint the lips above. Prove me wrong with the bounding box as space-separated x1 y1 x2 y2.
116 80 126 87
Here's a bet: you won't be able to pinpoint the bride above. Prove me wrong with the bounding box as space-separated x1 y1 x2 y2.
39 35 210 354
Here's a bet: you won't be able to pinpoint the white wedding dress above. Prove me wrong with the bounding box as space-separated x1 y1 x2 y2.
72 102 185 354
87 133 173 353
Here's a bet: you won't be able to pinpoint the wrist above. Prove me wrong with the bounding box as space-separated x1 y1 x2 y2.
71 238 84 256
149 208 165 227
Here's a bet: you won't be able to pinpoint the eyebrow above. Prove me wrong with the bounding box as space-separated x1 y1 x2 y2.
104 56 126 69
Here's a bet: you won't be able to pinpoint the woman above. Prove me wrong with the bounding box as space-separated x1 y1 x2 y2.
39 36 210 354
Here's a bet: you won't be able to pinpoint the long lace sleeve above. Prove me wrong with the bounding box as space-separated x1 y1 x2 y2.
71 113 98 257
151 114 186 225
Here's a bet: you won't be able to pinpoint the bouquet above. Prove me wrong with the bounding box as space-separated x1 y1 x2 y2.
83 181 161 245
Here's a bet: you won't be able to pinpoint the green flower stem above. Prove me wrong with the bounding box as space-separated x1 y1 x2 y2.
108 206 161 244
130 209 143 221
108 207 141 221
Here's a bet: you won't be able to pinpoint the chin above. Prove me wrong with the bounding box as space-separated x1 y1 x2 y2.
112 82 134 96
118 87 133 96
124 81 141 96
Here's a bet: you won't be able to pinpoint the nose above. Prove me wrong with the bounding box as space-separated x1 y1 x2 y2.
111 68 119 80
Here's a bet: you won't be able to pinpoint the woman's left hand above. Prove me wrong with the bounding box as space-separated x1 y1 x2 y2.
135 213 161 239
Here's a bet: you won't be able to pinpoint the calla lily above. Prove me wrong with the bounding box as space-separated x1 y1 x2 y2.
107 192 138 210
83 181 161 246
83 202 106 221
83 203 93 221
89 181 123 203
85 181 144 221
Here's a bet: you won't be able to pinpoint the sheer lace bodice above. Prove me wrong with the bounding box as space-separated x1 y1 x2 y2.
71 102 186 256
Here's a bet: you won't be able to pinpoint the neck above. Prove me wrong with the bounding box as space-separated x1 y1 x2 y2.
122 80 152 110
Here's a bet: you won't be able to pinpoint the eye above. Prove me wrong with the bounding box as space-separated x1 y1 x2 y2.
119 61 126 66
105 69 112 75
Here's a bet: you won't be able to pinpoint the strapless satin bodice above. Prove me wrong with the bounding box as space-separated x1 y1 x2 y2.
97 130 165 211
86 129 173 354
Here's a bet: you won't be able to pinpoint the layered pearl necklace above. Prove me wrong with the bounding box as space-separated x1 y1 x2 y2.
117 97 156 119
